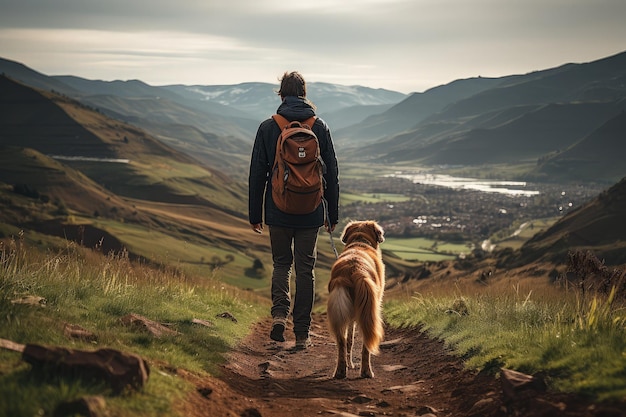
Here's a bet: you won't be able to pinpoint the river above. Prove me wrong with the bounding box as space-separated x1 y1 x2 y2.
388 172 540 196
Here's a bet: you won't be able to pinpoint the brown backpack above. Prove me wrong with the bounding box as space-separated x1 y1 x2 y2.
271 114 325 215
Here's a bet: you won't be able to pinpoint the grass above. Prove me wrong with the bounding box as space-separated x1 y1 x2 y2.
340 192 411 205
384 278 626 401
84 217 264 289
383 236 471 261
489 217 560 250
0 237 267 417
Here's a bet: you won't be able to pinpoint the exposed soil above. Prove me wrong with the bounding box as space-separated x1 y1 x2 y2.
177 313 625 417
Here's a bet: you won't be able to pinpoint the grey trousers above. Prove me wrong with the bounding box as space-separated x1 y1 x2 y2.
269 226 319 336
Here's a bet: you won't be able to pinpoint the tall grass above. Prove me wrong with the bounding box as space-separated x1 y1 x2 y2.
0 236 267 417
385 255 626 401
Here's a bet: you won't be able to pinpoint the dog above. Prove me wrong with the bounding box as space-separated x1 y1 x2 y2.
327 220 385 379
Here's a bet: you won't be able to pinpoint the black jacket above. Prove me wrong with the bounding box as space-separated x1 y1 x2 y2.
248 96 339 228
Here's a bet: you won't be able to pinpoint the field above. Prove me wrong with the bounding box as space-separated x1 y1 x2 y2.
2 155 625 416
382 236 470 261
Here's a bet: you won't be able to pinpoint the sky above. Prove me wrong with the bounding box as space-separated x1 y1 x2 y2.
0 0 625 94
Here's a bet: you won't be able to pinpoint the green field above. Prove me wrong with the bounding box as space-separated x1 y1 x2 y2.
490 217 560 250
383 236 472 261
340 192 411 205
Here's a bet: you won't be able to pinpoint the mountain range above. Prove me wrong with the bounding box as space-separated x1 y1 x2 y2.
1 51 626 280
340 51 626 184
2 52 625 183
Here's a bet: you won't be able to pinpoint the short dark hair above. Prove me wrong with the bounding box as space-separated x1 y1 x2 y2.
277 71 306 98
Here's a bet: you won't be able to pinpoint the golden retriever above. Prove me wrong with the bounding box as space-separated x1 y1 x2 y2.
327 220 385 379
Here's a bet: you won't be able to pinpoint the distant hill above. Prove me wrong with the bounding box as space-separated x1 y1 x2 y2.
383 99 626 166
0 75 281 284
342 50 626 183
500 176 626 266
0 56 407 175
161 81 406 129
335 76 505 145
0 75 246 213
536 109 626 182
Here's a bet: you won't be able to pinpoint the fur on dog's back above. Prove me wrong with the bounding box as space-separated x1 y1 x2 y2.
327 221 385 356
328 264 383 354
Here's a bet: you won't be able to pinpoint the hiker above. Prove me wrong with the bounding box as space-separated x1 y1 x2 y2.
248 71 339 349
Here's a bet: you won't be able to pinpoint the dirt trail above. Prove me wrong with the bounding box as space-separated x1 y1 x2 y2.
179 313 622 417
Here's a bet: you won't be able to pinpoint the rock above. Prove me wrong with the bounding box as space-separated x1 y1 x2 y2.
0 338 25 352
382 381 425 394
381 364 407 372
120 313 179 337
191 318 214 327
197 387 213 398
53 395 107 417
468 397 495 416
415 405 438 415
63 323 98 342
22 344 150 394
379 337 403 348
500 368 546 403
11 295 46 306
216 311 238 322
350 394 374 404
240 408 262 417
324 411 361 417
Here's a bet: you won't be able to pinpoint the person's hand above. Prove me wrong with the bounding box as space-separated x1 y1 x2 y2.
251 223 263 234
324 221 336 233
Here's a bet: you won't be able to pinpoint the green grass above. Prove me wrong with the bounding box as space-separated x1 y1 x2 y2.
489 217 560 250
87 217 265 287
383 236 471 261
0 239 267 417
384 283 626 401
341 192 411 205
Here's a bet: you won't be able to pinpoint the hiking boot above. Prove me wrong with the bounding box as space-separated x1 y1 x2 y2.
270 317 286 342
295 334 312 350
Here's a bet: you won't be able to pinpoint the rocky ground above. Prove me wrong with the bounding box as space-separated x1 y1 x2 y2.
176 313 625 417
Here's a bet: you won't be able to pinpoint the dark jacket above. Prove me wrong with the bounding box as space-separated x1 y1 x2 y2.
248 96 339 228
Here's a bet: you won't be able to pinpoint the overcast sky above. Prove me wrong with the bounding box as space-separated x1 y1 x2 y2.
1 0 625 94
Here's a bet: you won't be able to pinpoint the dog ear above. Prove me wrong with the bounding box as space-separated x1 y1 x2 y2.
374 222 385 243
340 222 356 244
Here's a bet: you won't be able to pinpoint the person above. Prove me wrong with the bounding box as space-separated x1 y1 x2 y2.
248 71 339 349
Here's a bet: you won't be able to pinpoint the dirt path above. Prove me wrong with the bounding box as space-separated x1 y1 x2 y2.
178 313 622 417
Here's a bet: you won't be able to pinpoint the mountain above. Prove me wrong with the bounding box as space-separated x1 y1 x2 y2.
0 56 407 176
0 74 246 215
0 57 83 96
161 82 407 128
335 76 505 145
0 75 281 286
537 110 626 182
377 99 626 166
342 50 626 183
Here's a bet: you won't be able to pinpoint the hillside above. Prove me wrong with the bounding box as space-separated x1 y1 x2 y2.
537 110 626 182
334 76 505 145
343 50 626 183
0 56 408 177
500 176 626 266
0 75 280 290
162 81 406 125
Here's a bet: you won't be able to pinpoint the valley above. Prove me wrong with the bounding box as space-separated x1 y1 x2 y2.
340 164 605 261
1 52 626 417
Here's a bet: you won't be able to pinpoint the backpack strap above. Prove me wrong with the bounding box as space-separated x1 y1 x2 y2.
272 114 290 130
272 114 317 130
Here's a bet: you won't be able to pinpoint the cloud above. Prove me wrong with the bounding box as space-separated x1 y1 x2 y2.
0 0 625 93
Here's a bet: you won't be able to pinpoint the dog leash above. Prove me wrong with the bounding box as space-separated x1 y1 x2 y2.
323 198 339 259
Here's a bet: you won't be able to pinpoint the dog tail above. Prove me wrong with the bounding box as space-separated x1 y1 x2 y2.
354 276 384 355
327 285 354 342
